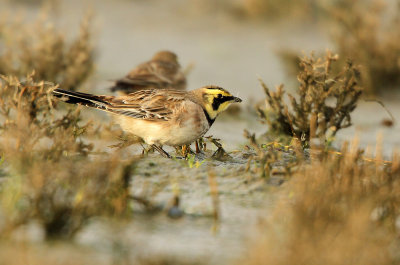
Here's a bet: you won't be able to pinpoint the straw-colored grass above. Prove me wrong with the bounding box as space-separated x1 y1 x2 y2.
0 10 94 91
235 0 315 21
278 0 400 94
327 0 400 93
0 75 135 239
242 139 400 265
258 51 362 146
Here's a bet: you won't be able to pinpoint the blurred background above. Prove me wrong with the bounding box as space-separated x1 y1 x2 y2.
1 0 398 153
1 0 332 98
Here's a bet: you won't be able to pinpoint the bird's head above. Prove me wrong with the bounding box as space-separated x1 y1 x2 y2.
196 85 242 120
152 50 178 63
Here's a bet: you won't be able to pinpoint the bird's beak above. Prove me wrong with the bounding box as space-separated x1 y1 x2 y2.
233 96 242 103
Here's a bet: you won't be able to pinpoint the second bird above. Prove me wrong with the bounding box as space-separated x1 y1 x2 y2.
110 50 187 95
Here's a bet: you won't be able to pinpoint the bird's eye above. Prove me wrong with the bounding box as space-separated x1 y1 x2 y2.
217 94 222 99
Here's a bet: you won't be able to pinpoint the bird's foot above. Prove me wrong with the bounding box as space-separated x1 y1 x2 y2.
141 144 155 156
195 138 207 154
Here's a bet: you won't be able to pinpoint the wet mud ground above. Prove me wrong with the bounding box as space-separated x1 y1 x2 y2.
72 140 289 264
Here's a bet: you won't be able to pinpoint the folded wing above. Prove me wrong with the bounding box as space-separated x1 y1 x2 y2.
53 89 186 121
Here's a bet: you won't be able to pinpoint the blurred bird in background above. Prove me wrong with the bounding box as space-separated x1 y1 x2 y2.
109 50 187 95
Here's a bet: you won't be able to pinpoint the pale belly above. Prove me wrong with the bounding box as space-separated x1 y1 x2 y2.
115 115 209 146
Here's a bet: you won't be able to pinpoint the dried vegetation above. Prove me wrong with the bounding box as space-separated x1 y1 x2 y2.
0 75 135 239
0 1 398 264
245 47 400 264
242 139 400 265
277 0 400 94
258 51 362 145
243 130 301 179
0 11 95 91
234 0 315 21
327 0 400 93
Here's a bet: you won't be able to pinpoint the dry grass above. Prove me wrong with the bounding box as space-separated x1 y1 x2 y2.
258 51 362 146
0 5 397 264
0 10 95 91
246 47 399 264
0 242 108 265
277 0 400 94
243 130 300 179
241 139 400 265
326 0 400 94
0 75 135 239
234 0 315 21
183 0 320 22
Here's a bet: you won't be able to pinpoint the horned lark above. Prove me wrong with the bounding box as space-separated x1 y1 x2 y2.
53 86 242 158
109 50 186 95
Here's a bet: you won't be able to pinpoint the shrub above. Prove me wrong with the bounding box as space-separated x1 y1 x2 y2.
234 0 316 21
241 140 400 265
258 51 362 145
0 11 95 91
0 75 135 239
327 0 400 93
278 0 400 94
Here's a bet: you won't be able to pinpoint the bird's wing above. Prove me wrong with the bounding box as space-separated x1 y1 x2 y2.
106 89 187 121
53 89 187 121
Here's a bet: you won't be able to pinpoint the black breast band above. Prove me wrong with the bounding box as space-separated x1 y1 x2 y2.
202 109 215 127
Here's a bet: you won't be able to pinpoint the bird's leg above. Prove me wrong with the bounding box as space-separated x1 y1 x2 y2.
176 144 195 157
175 145 184 156
141 144 154 156
141 143 147 156
195 140 200 153
182 145 188 157
195 138 206 153
183 145 195 156
152 144 171 159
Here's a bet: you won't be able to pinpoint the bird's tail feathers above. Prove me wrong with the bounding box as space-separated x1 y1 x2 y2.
52 89 111 111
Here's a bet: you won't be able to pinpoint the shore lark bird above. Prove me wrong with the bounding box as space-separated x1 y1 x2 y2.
53 86 242 158
109 50 186 95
